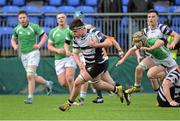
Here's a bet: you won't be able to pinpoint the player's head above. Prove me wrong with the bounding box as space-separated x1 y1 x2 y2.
18 10 28 26
147 9 159 27
132 31 147 49
56 13 67 26
69 19 86 38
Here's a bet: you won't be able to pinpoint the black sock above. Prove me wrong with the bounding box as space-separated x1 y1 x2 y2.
67 99 73 106
96 90 102 98
113 86 117 94
154 88 159 92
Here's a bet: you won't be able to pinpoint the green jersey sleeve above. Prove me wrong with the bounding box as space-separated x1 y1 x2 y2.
33 24 44 36
12 27 18 39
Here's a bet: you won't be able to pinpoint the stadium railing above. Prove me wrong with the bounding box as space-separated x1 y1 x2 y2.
0 13 179 57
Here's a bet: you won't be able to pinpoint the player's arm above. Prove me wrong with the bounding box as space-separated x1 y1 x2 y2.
34 33 47 49
73 48 84 70
162 79 179 106
47 41 65 54
107 36 124 57
116 47 137 66
11 36 18 51
64 39 72 56
168 31 180 49
141 39 164 51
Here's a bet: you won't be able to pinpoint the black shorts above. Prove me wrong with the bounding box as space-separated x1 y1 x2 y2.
86 60 108 79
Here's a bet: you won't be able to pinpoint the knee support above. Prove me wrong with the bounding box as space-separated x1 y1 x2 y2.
26 67 37 76
138 62 148 70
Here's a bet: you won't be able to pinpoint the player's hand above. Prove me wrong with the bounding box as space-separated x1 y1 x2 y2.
118 51 124 58
56 48 65 54
13 45 18 51
140 47 151 51
33 44 41 49
167 42 176 49
170 100 180 107
66 51 73 57
116 59 124 67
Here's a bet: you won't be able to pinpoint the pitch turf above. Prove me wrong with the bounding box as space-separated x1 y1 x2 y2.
0 93 179 120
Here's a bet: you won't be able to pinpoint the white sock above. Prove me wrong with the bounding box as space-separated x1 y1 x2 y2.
134 83 141 87
28 95 33 99
80 91 87 99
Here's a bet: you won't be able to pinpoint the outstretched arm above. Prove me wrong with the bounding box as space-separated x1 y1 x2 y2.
11 37 18 51
116 47 137 66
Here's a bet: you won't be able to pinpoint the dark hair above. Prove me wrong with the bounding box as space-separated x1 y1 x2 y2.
147 9 159 16
18 10 28 16
69 18 85 30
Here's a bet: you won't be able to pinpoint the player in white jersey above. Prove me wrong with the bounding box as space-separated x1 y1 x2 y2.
157 66 180 107
59 19 129 111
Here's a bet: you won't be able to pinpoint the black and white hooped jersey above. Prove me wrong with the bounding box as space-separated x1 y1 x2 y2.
73 28 107 66
158 67 180 102
143 24 173 40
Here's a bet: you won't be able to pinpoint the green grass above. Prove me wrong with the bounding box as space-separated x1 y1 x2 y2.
0 93 179 120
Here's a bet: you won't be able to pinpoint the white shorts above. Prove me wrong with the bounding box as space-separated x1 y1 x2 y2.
21 50 40 69
153 56 177 70
55 56 77 75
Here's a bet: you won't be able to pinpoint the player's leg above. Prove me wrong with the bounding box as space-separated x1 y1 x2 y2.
59 68 92 111
125 57 156 94
147 65 166 92
64 56 77 94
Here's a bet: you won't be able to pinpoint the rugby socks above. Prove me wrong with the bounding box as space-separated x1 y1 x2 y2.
80 91 87 100
96 90 103 98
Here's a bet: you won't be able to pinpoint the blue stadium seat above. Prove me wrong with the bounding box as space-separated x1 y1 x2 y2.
41 6 57 14
0 0 6 6
49 0 62 6
7 16 18 27
1 27 13 49
122 0 129 6
2 6 19 14
168 6 180 13
85 0 97 7
154 5 168 13
58 6 75 13
83 17 94 24
67 0 80 6
123 6 128 13
76 6 95 13
28 17 39 24
44 17 56 27
175 0 180 5
159 16 167 24
21 6 41 13
12 0 25 6
67 16 73 24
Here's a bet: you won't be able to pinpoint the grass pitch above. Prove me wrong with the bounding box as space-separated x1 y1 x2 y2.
0 93 179 120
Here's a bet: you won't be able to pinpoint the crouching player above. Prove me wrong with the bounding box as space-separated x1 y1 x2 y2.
157 66 180 107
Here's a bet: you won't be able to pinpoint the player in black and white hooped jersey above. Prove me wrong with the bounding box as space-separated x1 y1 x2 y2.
59 19 128 111
157 66 180 107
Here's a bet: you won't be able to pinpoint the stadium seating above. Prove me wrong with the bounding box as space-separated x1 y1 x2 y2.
0 0 6 6
42 27 51 48
84 0 97 7
44 16 56 27
12 0 25 6
41 6 57 14
67 0 80 6
2 6 19 14
122 0 129 6
123 6 128 13
28 17 39 24
49 0 62 6
168 6 180 13
1 27 13 49
58 6 75 13
6 16 18 27
154 5 168 13
21 5 41 13
76 6 95 13
175 0 180 5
